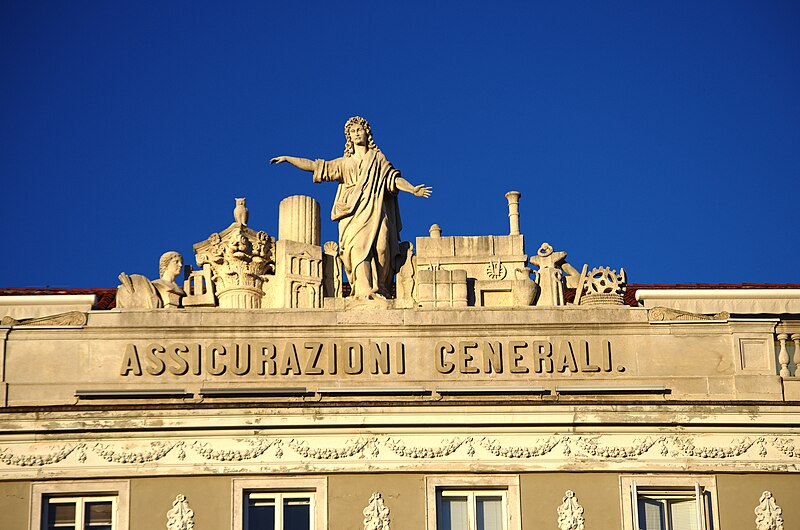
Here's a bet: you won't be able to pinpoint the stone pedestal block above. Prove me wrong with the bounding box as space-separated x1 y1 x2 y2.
418 269 468 308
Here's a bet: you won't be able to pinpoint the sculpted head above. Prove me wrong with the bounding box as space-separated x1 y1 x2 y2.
159 251 184 282
343 116 377 156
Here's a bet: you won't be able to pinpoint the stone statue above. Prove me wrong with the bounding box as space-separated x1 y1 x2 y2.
271 116 432 299
233 197 248 226
152 251 186 308
117 251 186 309
529 243 581 306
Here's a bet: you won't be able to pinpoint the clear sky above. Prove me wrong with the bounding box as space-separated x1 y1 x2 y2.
1 1 798 288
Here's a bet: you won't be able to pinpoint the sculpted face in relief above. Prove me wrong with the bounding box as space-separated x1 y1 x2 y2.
271 117 432 299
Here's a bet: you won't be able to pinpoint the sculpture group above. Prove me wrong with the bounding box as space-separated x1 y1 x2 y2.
117 117 627 310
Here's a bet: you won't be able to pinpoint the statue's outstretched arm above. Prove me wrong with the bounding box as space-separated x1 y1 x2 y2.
270 156 315 172
396 177 432 198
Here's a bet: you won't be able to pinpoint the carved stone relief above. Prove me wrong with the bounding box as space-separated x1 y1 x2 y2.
322 241 343 298
556 490 585 530
193 212 274 309
578 266 626 306
530 243 580 306
648 307 730 321
1 311 87 326
396 241 416 302
2 433 798 479
754 491 783 530
117 252 187 309
166 494 194 530
363 492 391 530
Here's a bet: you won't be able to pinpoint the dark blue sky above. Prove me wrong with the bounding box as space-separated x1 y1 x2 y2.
2 2 798 288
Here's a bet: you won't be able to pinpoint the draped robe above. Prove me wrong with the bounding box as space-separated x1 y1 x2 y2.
313 149 401 294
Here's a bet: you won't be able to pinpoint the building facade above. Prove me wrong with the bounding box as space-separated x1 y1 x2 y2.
1 193 798 530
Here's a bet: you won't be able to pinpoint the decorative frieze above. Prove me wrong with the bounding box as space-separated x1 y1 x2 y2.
2 433 799 478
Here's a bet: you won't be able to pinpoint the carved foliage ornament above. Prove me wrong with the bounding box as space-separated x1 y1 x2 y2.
166 494 194 530
755 491 783 530
363 492 391 530
557 490 585 530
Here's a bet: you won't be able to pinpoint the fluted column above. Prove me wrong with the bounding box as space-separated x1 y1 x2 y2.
279 195 320 245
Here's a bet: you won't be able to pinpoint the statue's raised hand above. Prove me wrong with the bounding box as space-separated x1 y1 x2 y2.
413 184 433 198
270 156 289 165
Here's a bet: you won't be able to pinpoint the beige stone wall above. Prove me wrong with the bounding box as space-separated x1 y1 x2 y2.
4 472 800 528
0 481 30 529
717 473 800 530
329 474 425 530
520 473 620 529
0 307 787 406
130 476 230 529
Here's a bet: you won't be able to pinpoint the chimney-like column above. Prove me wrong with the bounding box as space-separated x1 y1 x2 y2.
505 191 521 235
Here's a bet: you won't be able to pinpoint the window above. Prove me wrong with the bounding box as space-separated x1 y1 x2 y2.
44 496 116 530
247 492 314 530
620 475 720 530
233 477 327 530
437 489 506 530
30 481 129 530
425 475 520 530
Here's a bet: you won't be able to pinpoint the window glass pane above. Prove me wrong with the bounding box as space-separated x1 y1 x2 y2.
48 502 76 529
476 496 503 530
669 499 698 530
638 498 665 530
248 498 276 530
85 501 113 529
438 495 468 530
283 497 311 530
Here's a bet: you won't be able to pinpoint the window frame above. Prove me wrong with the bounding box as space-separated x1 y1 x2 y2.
30 481 130 530
232 477 327 530
425 475 520 530
619 475 720 530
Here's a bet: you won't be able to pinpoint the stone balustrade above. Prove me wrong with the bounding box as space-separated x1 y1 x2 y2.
776 325 800 378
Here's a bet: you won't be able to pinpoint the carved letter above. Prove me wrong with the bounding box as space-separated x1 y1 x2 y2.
145 344 166 376
191 344 202 375
254 342 277 375
458 341 480 374
120 344 142 376
304 342 324 375
483 341 503 373
343 342 363 375
231 343 250 376
280 343 302 375
436 342 455 374
603 340 613 372
207 343 227 376
532 340 553 373
370 342 391 374
327 342 337 375
508 340 529 373
556 341 579 373
577 340 600 372
395 342 405 374
167 343 190 376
